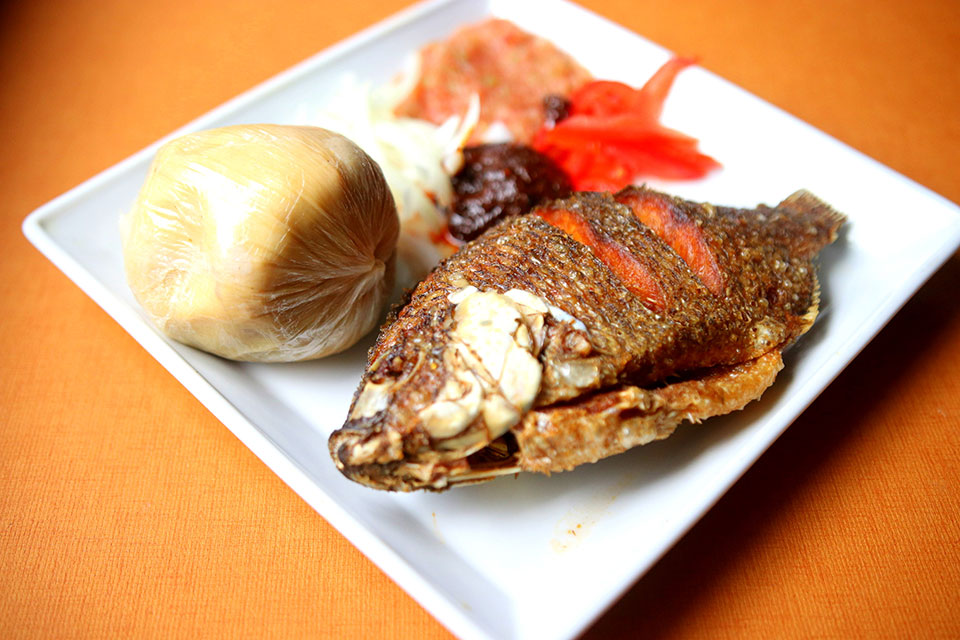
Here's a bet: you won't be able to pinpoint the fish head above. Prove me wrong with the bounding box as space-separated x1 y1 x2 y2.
330 284 559 491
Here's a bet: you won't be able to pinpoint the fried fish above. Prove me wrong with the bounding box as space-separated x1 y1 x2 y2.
329 187 844 491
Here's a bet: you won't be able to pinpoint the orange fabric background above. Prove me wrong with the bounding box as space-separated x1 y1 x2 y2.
2 0 958 638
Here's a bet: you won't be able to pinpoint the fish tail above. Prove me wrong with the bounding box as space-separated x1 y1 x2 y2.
775 190 846 257
778 190 846 236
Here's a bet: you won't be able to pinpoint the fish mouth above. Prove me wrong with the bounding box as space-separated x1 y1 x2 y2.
329 424 521 492
454 434 522 484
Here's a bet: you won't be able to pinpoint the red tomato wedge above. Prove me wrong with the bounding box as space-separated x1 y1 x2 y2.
532 57 720 191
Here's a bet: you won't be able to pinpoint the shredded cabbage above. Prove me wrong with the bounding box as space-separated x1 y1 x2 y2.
299 59 479 281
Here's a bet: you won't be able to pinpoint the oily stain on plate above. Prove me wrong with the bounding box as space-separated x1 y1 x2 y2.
550 469 642 553
432 511 445 545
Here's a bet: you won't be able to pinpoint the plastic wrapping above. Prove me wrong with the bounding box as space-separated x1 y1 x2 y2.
121 124 399 362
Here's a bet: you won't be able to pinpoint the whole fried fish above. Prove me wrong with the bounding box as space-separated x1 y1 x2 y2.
329 187 844 491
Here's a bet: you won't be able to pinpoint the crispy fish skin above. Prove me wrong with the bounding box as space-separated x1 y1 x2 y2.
515 350 784 473
329 187 844 491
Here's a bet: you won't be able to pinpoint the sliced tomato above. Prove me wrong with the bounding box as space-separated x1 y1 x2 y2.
568 81 646 118
532 56 718 191
636 56 698 121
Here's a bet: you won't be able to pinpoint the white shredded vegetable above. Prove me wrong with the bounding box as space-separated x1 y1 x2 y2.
300 58 479 267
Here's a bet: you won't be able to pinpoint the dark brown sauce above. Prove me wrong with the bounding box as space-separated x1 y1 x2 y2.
449 143 573 242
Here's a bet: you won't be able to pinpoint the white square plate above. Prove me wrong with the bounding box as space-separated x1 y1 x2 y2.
22 1 960 638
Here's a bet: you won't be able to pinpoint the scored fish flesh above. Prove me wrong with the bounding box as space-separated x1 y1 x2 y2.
329 187 845 491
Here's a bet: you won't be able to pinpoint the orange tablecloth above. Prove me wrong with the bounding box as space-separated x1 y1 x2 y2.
2 1 958 637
